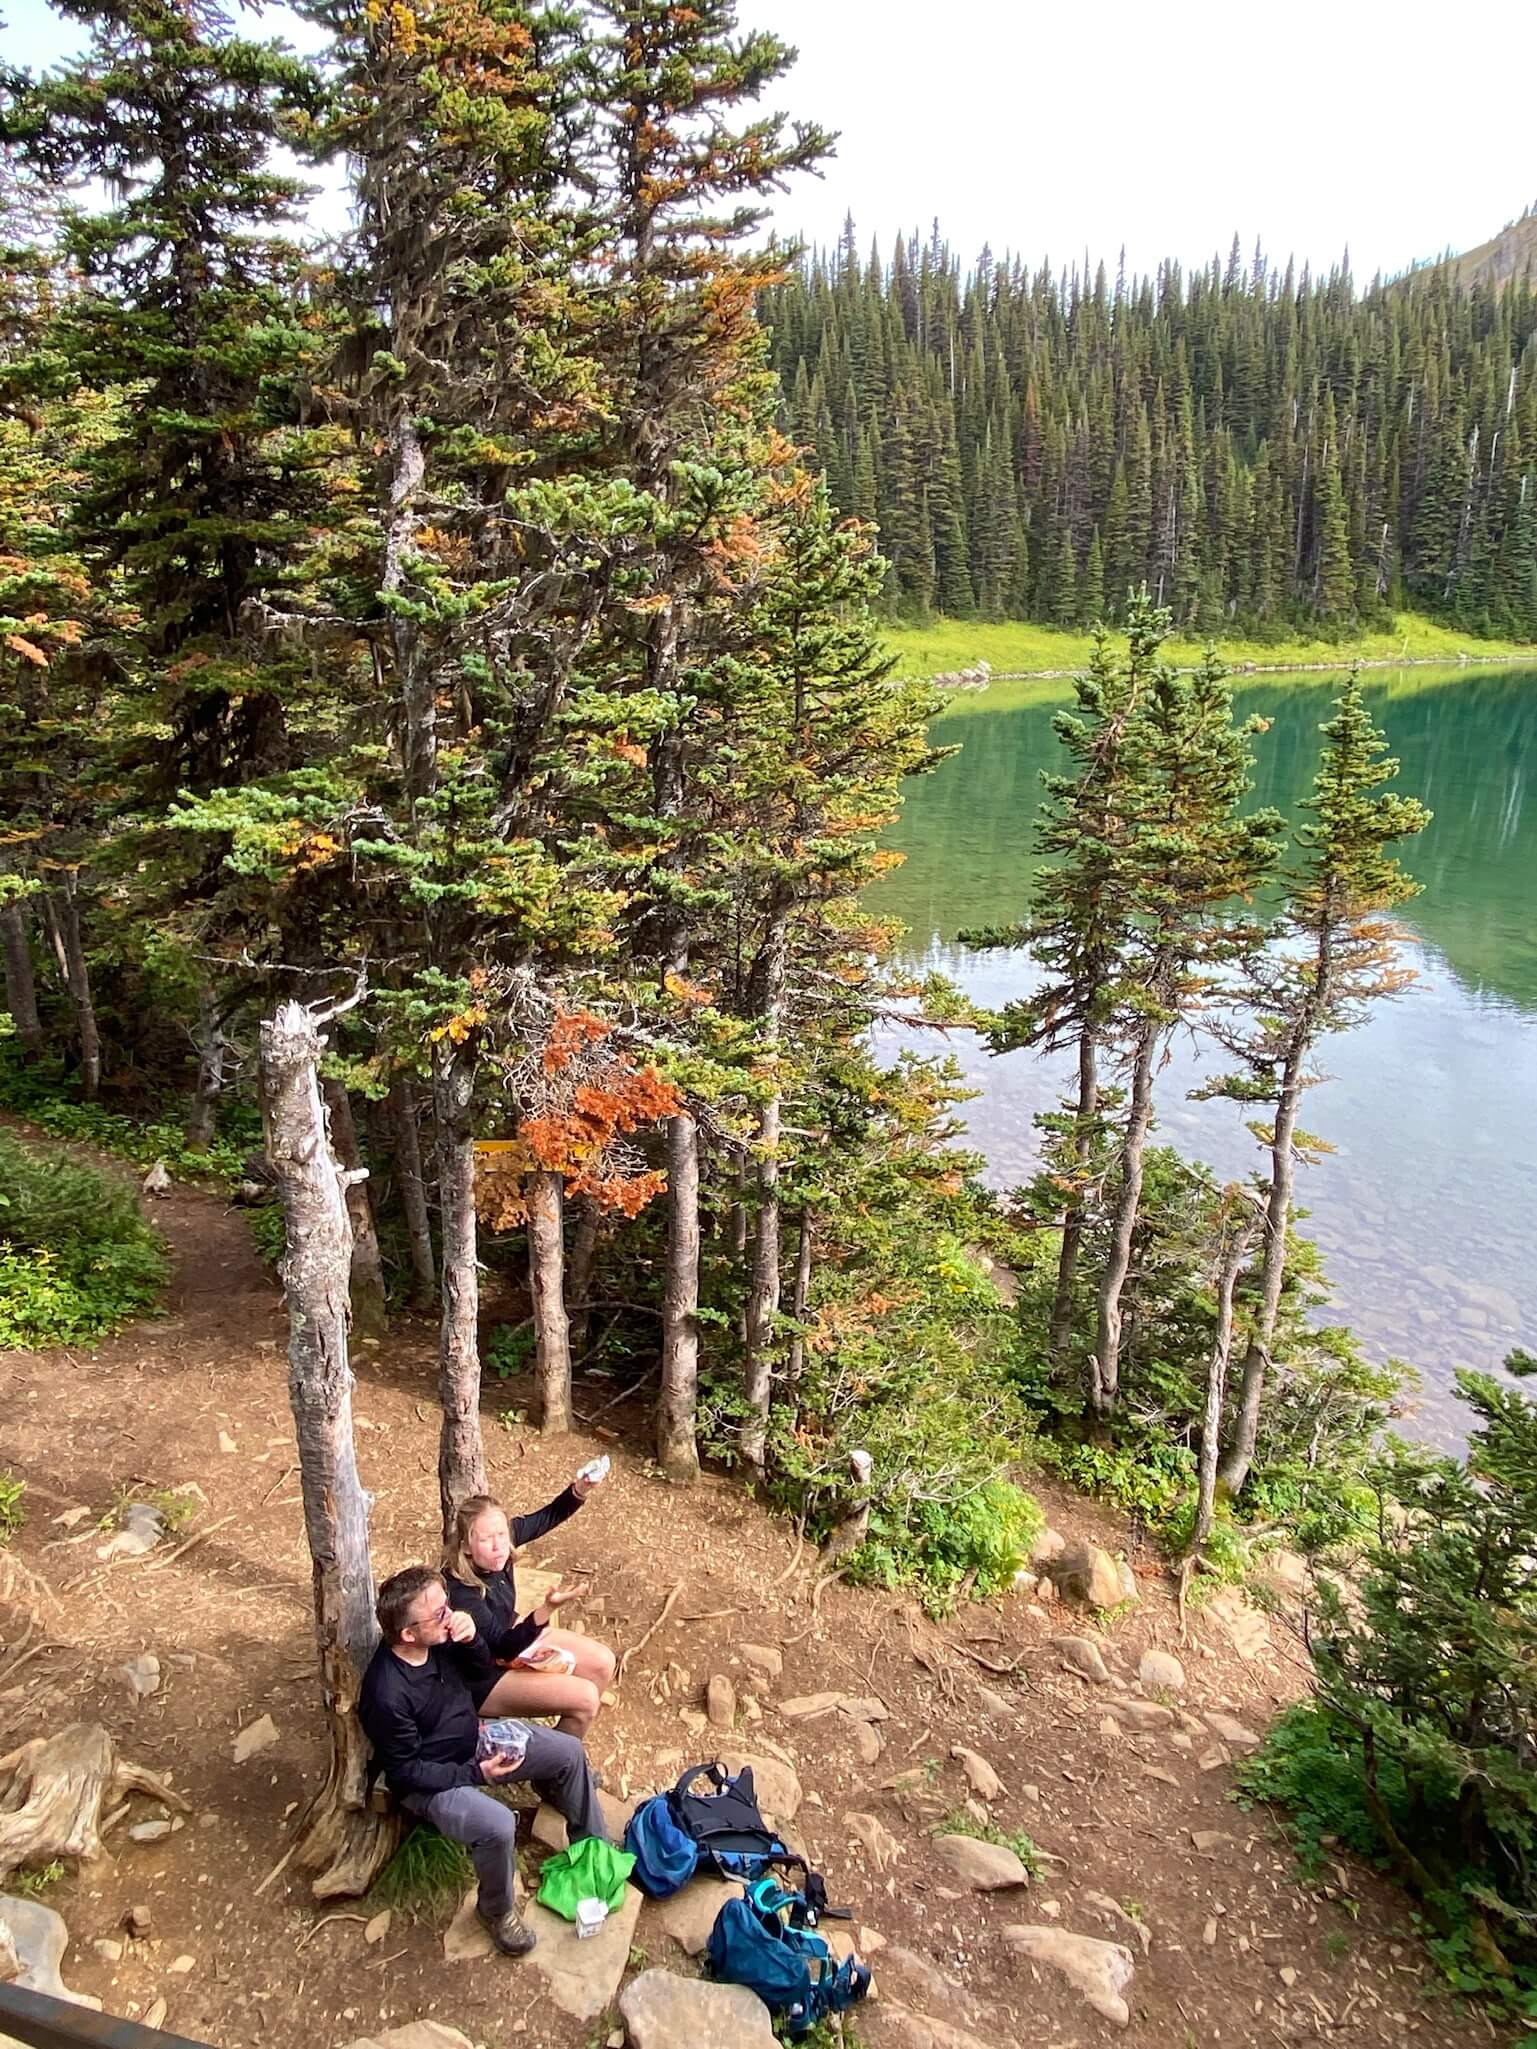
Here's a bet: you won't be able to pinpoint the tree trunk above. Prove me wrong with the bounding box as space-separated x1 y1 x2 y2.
1219 1051 1303 1495
1090 1014 1160 1417
741 914 789 1474
185 987 226 1151
258 997 398 1899
48 873 101 1101
0 898 43 1057
784 1207 815 1412
389 1072 436 1310
1048 1031 1098 1366
656 1108 702 1483
528 1168 573 1435
433 1040 485 1538
323 1080 389 1339
385 410 434 806
1190 1205 1261 1556
567 1198 600 1358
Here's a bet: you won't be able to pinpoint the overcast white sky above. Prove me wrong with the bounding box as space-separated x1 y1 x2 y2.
6 0 1535 283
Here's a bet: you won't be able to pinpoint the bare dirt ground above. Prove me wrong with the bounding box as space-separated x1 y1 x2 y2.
0 1165 1500 2049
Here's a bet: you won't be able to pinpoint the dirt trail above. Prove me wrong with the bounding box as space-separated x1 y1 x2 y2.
0 1168 1488 2048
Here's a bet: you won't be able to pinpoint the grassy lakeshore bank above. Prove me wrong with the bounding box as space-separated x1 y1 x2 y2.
884 611 1536 682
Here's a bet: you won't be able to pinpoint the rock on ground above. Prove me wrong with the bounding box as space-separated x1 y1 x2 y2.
232 1713 279 1763
0 1896 99 2019
706 1675 736 1729
845 1811 903 1872
1137 1648 1186 1694
951 1745 1004 1801
618 1967 775 2049
523 1870 644 2021
1051 1635 1111 1684
1204 1710 1261 1752
932 1833 1029 1891
1107 1698 1173 1733
738 1643 783 1684
1046 1539 1127 1610
716 1751 802 1822
878 2009 994 2049
442 1888 493 1963
1004 1924 1136 2026
531 1789 634 1851
638 1876 743 1957
1205 1586 1271 1660
334 2027 474 2049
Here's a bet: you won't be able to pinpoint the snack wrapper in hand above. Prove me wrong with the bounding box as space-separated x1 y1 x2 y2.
475 1718 531 1768
509 1636 578 1675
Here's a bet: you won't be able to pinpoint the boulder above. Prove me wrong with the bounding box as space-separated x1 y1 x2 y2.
1206 1586 1271 1660
1051 1635 1111 1684
778 1691 844 1720
334 2028 474 2049
1046 1540 1126 1611
1204 1711 1261 1753
640 1877 743 1957
1137 1648 1186 1695
851 1721 883 1766
717 1751 802 1822
1106 1698 1173 1733
532 1789 634 1851
524 1877 645 2021
618 1968 775 2049
442 1888 493 1962
1030 1527 1066 1568
1003 1924 1136 2026
932 1833 1029 1891
0 1896 98 2018
878 2009 994 2049
706 1675 736 1730
951 1746 1004 1802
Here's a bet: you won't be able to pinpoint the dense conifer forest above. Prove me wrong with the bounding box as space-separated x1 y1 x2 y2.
761 224 1537 636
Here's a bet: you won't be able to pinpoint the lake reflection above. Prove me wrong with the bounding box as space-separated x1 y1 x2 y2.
875 663 1537 1448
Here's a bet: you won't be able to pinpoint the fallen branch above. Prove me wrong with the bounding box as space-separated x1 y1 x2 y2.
773 1511 808 1588
952 1643 1025 1678
616 1581 683 1682
295 1911 368 1953
142 1514 237 1574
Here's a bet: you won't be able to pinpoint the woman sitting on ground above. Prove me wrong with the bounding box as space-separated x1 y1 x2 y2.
443 1480 617 1738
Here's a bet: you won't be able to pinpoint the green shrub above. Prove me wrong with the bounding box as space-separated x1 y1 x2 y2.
1239 1361 1537 2026
0 1129 169 1346
0 1046 252 1185
0 1470 24 1545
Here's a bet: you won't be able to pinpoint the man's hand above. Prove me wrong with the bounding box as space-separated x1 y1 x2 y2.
546 1580 588 1611
445 1608 476 1646
571 1474 596 1503
480 1753 521 1783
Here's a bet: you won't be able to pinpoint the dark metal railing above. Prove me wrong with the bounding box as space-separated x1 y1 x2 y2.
0 1983 214 2049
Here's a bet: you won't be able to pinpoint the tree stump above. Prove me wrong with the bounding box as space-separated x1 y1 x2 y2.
0 1723 187 1880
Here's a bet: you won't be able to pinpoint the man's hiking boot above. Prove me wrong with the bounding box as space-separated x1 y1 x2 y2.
477 1903 537 1958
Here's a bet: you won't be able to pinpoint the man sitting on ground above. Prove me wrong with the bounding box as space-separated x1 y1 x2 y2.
360 1563 610 1957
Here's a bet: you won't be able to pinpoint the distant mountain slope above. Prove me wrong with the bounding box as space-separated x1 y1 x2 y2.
1429 208 1537 289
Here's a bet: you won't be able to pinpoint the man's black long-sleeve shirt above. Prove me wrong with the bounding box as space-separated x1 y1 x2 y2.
358 1633 497 1798
445 1485 583 1665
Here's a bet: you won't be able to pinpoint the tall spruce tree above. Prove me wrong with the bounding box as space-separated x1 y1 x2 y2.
1210 677 1429 1491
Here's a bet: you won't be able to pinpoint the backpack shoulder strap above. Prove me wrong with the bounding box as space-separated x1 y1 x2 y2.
670 1761 728 1805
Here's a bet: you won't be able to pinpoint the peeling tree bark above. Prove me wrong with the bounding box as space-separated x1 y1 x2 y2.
259 998 397 1898
389 1073 436 1310
0 898 43 1058
741 912 790 1474
527 1168 573 1435
783 1207 815 1413
1048 1034 1097 1366
433 1039 486 1537
323 1079 389 1340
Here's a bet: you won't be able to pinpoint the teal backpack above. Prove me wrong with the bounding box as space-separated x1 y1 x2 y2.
706 1875 871 2036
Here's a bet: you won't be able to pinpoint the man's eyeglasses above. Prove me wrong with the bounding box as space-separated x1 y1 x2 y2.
411 1599 452 1631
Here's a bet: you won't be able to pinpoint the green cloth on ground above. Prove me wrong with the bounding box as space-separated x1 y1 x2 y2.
536 1833 636 1920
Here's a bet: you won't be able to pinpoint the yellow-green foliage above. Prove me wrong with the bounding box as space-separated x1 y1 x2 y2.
883 610 1534 684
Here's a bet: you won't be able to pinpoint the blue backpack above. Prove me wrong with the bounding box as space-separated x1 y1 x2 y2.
624 1762 804 1897
706 1876 871 2035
